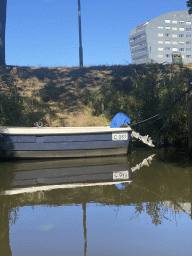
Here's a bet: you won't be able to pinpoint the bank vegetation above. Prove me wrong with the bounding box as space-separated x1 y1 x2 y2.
0 63 192 148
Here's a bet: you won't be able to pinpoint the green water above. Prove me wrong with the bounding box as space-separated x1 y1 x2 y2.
0 149 191 256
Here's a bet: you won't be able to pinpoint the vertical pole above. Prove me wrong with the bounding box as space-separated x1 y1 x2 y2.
187 78 192 151
78 0 83 67
0 0 7 66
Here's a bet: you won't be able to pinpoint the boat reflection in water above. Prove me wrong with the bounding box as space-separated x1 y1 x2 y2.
0 154 156 256
0 156 134 195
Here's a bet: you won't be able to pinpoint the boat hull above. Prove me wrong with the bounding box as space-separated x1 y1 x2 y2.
0 126 132 158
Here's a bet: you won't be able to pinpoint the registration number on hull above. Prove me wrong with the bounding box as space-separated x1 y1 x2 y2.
112 132 128 140
113 171 129 180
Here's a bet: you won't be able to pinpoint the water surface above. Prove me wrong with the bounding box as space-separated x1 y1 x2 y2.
0 149 191 256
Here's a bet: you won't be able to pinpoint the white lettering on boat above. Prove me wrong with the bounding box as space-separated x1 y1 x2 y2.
113 171 129 180
112 132 128 140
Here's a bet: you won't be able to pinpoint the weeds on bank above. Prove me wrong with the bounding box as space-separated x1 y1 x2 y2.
0 63 191 149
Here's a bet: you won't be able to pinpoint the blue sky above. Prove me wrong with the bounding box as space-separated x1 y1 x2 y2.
6 0 188 67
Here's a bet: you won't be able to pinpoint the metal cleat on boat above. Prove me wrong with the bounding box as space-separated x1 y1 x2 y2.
34 122 43 128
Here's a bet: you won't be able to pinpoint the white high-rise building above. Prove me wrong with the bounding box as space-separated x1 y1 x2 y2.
129 10 192 64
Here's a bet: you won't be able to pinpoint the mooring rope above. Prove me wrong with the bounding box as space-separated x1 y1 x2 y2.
130 88 189 128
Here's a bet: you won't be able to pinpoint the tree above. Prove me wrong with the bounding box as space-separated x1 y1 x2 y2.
187 0 192 14
0 0 7 66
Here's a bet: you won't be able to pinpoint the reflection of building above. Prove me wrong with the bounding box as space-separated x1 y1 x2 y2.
163 201 191 214
129 10 192 64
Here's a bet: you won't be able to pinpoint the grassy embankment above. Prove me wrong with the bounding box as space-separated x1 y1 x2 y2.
0 63 192 148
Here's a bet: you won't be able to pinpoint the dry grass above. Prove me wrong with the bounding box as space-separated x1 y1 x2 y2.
1 64 115 126
1 63 192 127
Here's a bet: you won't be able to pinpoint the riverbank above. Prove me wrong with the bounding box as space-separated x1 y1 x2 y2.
0 63 192 147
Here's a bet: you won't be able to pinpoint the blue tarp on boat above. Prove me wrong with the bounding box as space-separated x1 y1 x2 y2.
110 113 130 128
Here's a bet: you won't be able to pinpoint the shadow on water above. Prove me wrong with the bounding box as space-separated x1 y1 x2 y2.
0 150 191 255
156 147 192 167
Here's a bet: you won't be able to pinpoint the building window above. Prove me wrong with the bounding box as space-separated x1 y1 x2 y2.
186 48 191 51
182 55 185 58
172 48 178 51
179 28 185 31
165 33 170 37
165 27 170 30
179 34 184 37
172 34 177 37
165 47 170 50
166 54 171 58
179 21 184 24
186 28 191 31
172 27 178 31
158 40 163 44
179 41 185 45
131 41 147 48
132 33 145 41
186 21 191 25
186 55 191 58
136 47 147 53
158 48 163 51
132 47 148 55
158 54 163 58
186 34 191 38
136 22 149 32
158 26 163 29
172 20 177 24
172 41 178 44
133 55 148 61
186 41 191 44
165 20 170 23
158 33 163 37
179 48 184 51
165 40 170 44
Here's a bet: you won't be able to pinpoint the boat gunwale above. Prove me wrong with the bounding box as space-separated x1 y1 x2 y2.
0 126 132 135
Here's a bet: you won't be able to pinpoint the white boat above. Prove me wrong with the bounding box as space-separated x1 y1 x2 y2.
0 113 132 158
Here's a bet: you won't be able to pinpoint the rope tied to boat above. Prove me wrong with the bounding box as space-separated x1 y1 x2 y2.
130 88 190 128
